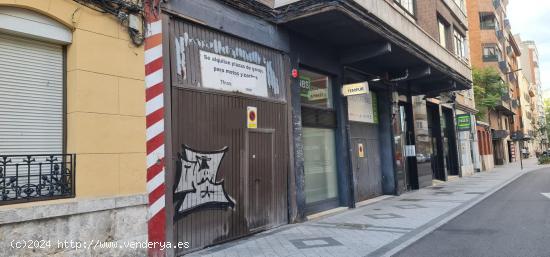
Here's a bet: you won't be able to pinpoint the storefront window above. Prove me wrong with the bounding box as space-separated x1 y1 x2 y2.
303 127 338 204
413 96 433 163
299 70 333 108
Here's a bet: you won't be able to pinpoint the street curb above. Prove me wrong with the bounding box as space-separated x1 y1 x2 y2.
376 166 549 257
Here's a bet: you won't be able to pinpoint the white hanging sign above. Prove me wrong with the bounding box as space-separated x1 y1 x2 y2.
199 50 268 97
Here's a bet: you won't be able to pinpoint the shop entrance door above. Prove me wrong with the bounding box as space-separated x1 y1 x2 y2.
508 141 515 163
442 108 459 176
350 123 383 202
398 102 419 190
427 103 445 181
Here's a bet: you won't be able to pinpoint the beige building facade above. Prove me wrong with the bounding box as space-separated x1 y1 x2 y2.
516 36 547 152
0 1 147 256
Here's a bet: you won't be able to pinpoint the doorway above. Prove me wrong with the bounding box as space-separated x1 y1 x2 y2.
493 139 504 165
427 103 445 181
350 123 383 202
398 102 419 190
247 130 275 231
507 140 514 163
442 107 459 176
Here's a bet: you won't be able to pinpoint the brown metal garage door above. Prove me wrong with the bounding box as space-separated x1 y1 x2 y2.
166 16 290 254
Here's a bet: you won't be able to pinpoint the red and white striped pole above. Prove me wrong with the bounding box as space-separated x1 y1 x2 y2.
144 1 166 256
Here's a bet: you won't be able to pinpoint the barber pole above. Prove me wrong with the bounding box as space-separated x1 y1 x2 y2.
144 1 166 256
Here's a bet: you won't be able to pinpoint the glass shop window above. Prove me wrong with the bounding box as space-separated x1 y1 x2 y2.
299 70 333 109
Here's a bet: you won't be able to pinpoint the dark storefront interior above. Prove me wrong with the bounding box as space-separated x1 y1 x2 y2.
282 4 468 213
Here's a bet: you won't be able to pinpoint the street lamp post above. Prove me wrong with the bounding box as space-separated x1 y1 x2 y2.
506 68 523 170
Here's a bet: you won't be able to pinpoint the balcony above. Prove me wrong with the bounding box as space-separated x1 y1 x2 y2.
483 54 499 62
510 131 524 141
511 99 519 109
492 129 509 139
509 73 517 82
506 45 513 57
504 18 511 31
0 154 75 205
499 61 509 73
529 87 536 97
496 30 505 41
495 97 514 115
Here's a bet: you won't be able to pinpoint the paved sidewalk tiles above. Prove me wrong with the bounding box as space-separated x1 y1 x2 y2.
188 158 546 257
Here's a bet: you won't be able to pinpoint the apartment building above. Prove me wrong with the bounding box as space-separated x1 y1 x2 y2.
416 0 480 176
467 0 521 169
516 36 548 152
516 64 537 156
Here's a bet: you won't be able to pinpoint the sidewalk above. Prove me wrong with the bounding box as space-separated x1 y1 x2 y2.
189 158 547 257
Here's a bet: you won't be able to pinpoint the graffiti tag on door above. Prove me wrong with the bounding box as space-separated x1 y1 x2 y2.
173 145 236 220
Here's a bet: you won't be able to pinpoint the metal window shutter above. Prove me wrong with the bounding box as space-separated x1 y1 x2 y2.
0 33 63 155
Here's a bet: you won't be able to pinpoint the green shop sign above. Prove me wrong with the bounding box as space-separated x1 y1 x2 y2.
456 114 471 131
299 76 311 99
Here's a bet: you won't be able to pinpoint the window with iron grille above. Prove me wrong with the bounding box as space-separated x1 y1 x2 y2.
0 8 74 204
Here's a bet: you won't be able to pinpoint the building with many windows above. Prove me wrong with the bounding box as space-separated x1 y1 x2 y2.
467 0 522 169
516 37 548 152
416 0 480 176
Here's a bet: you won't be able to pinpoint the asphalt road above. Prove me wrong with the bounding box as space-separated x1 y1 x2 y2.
394 168 550 257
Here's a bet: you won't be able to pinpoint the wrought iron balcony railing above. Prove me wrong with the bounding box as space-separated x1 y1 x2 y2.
0 154 75 205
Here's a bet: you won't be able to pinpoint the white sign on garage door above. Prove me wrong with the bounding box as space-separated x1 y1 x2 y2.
199 50 268 97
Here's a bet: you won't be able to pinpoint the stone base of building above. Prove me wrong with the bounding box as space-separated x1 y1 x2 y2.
0 194 147 257
480 154 495 171
461 164 475 176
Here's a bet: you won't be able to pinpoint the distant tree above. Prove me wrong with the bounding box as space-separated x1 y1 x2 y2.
473 67 507 120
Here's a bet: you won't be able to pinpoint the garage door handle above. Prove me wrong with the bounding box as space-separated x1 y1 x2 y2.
254 178 260 183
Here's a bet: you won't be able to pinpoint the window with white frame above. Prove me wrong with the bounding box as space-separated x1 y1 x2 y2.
395 0 415 15
483 45 501 62
438 20 448 48
454 31 466 59
453 0 465 12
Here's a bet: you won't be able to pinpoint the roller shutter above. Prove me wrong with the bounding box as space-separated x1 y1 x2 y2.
0 33 63 155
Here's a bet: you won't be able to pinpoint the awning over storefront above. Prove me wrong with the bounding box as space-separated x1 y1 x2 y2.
275 1 472 96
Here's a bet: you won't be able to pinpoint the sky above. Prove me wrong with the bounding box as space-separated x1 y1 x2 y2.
508 0 550 91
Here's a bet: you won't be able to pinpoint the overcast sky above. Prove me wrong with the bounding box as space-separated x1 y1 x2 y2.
508 0 550 90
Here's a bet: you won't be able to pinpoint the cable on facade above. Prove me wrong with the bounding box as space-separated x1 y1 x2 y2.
73 0 146 46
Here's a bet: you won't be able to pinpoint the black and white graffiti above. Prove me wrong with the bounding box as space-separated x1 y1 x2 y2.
173 145 235 220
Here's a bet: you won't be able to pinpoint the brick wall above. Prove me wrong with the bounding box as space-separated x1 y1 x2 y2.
417 0 468 53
